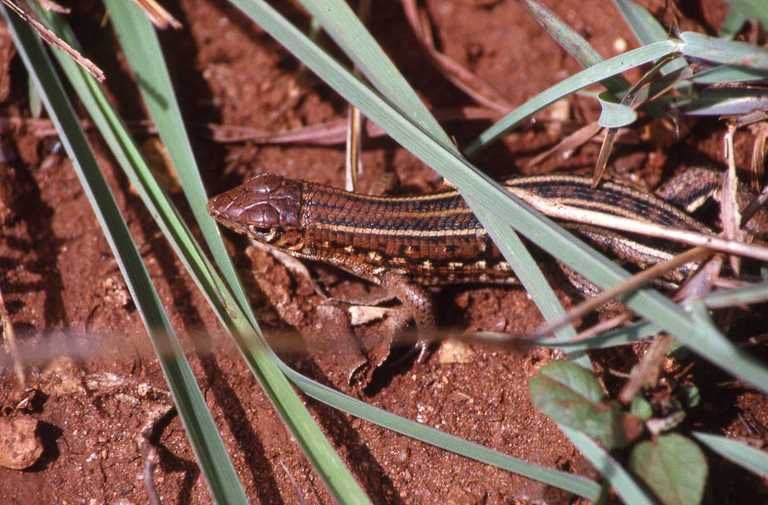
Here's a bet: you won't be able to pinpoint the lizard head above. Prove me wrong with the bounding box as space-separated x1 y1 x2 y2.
208 173 303 245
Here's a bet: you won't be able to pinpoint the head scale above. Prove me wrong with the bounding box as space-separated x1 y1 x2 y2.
207 173 303 244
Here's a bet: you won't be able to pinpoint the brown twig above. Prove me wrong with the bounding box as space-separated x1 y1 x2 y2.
0 288 24 388
345 0 370 192
2 0 105 81
130 0 181 29
529 246 713 340
38 0 69 13
723 123 746 274
618 333 673 404
401 0 512 113
509 190 768 261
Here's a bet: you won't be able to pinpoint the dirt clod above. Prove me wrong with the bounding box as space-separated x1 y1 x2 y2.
0 414 43 470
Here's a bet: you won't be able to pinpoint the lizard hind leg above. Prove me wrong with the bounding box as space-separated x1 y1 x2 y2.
380 271 437 363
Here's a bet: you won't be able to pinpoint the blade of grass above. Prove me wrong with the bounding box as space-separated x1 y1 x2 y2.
610 0 689 74
464 39 679 154
692 432 768 478
704 280 768 308
33 3 373 502
1 7 248 504
227 0 768 395
691 64 768 84
524 0 630 96
680 31 768 69
562 426 654 504
102 0 254 326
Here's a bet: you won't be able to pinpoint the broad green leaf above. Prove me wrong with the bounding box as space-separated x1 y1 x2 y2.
630 434 708 505
530 362 644 448
693 432 768 478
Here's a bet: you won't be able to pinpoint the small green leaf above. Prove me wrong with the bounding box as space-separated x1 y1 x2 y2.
597 92 637 127
538 361 605 402
630 396 653 420
530 362 644 448
679 385 700 409
630 434 708 505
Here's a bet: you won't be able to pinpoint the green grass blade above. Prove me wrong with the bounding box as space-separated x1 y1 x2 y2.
562 427 654 504
293 0 452 147
278 358 602 499
692 432 768 478
32 4 372 503
612 0 668 45
465 39 679 154
680 31 768 69
524 0 630 96
102 0 255 326
2 8 249 504
691 64 768 84
704 280 768 308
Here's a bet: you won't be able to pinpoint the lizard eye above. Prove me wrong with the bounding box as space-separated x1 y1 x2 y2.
245 204 280 230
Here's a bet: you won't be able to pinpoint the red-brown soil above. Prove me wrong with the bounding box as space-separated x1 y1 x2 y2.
1 1 767 504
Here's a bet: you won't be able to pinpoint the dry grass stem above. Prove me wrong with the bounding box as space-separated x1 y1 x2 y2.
530 246 712 340
2 0 105 81
131 0 181 29
0 288 24 388
401 0 512 113
509 189 768 261
619 333 673 404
